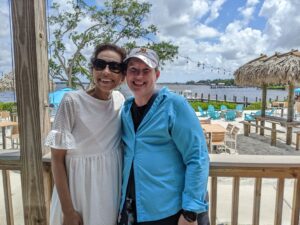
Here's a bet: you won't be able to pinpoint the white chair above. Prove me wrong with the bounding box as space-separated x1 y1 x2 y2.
210 132 226 153
0 111 11 121
225 126 240 154
6 125 19 149
294 102 300 119
225 123 234 138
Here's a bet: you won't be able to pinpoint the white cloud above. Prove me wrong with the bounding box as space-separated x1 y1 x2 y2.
154 0 300 82
148 0 211 38
192 24 220 39
238 0 260 25
260 0 300 50
1 0 300 83
205 0 227 24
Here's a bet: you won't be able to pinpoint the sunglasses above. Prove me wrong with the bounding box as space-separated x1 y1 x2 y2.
92 59 123 73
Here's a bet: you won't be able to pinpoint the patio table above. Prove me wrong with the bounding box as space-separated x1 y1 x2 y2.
201 124 226 150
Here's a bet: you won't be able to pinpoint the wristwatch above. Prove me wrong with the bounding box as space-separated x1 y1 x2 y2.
182 210 198 222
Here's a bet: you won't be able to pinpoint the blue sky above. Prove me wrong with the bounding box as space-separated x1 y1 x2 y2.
1 0 300 83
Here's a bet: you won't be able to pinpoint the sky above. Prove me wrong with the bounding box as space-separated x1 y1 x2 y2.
1 0 300 83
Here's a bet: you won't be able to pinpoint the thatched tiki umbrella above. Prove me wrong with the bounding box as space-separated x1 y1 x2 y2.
234 54 268 136
234 50 300 145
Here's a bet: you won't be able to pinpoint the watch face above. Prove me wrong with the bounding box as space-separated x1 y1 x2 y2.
182 210 198 222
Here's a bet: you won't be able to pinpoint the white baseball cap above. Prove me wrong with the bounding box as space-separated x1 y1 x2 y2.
124 47 159 68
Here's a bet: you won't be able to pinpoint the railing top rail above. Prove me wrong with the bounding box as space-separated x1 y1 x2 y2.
0 150 21 170
1 152 300 170
0 150 20 159
210 154 300 168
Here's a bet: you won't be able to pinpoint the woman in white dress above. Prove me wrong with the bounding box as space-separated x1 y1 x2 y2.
45 43 126 225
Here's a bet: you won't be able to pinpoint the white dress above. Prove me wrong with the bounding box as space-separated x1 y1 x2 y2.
45 90 125 225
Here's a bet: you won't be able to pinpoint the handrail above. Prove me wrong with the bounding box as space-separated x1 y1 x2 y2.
0 150 21 170
210 154 300 168
0 153 299 225
209 154 300 225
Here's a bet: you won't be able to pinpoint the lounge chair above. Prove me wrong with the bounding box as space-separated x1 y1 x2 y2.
197 106 207 117
244 113 254 121
225 110 236 121
207 105 215 112
207 105 221 120
266 108 276 116
244 110 261 121
235 104 244 117
220 105 228 117
208 110 221 120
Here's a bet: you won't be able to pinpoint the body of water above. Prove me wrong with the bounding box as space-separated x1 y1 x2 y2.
0 84 288 103
120 84 288 103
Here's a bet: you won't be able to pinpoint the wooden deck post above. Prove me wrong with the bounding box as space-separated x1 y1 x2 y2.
286 83 294 145
291 177 300 225
271 123 277 146
11 0 51 225
260 84 267 136
252 178 262 225
243 122 250 136
3 170 14 225
296 131 300 150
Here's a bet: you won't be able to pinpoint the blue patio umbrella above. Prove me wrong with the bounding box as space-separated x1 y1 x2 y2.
49 88 75 107
295 88 300 95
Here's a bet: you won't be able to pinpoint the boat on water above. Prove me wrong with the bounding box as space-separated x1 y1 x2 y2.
182 89 193 99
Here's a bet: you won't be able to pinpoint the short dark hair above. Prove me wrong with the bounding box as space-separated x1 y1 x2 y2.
90 43 126 70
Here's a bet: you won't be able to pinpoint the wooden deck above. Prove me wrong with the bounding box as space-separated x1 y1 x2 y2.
1 151 299 225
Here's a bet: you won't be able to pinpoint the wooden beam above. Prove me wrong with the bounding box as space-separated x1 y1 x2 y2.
291 178 300 225
210 177 217 225
286 83 294 145
252 178 261 225
3 170 14 225
231 177 240 225
260 84 267 136
11 0 51 224
0 150 21 170
274 178 284 225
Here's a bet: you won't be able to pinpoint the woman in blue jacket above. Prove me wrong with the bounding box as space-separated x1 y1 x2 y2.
119 48 210 225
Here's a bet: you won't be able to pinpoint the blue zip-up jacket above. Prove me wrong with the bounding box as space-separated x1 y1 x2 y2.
120 87 209 222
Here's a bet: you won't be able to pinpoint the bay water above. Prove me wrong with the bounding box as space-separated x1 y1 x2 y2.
0 83 288 103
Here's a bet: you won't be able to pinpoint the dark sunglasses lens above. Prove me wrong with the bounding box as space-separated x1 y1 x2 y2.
108 62 122 73
93 59 122 73
93 59 106 71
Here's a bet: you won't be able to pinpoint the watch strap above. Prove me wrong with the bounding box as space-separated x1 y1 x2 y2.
182 210 198 222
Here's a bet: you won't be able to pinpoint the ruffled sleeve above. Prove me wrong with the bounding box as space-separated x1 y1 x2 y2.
45 93 76 150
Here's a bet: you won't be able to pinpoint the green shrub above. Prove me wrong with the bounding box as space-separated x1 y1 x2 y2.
0 102 17 113
189 101 237 111
189 100 264 111
245 102 262 110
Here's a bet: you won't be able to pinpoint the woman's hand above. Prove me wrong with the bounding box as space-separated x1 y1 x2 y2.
178 214 197 225
63 210 83 225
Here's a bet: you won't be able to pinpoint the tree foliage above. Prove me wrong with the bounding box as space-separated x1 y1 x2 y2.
49 0 178 89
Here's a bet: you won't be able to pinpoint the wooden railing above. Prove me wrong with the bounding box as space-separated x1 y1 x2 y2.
210 154 300 225
1 152 300 225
